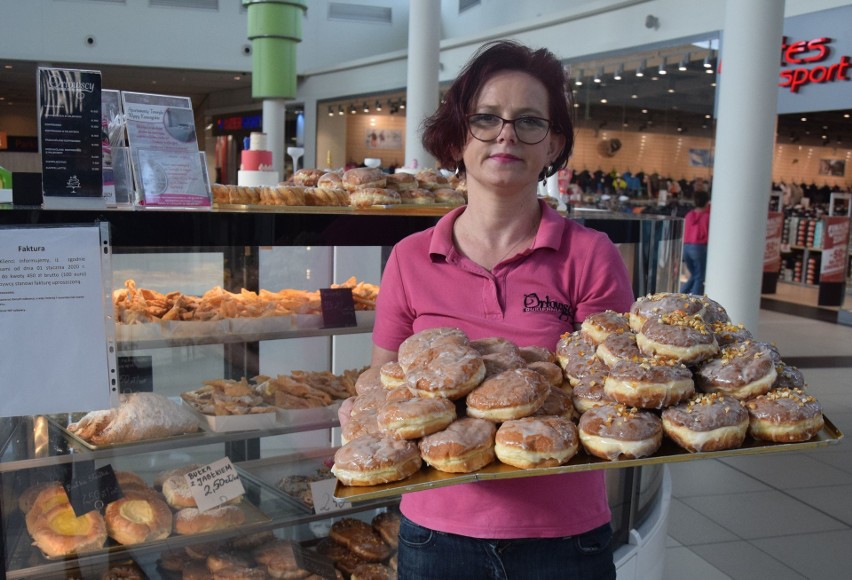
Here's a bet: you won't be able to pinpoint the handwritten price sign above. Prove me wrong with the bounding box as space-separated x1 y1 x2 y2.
309 478 351 514
185 458 245 512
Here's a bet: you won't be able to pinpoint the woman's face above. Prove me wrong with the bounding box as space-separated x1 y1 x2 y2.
461 70 564 195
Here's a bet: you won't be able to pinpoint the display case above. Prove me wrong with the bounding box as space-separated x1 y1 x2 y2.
0 205 685 579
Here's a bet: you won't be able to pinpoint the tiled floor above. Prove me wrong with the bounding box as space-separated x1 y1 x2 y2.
662 289 852 579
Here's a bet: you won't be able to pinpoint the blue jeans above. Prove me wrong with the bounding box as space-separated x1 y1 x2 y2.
681 243 707 295
397 515 616 579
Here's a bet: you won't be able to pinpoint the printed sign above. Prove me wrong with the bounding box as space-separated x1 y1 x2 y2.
764 212 785 272
819 216 850 282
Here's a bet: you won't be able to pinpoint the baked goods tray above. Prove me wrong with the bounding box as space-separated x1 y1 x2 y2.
45 412 208 451
335 417 843 503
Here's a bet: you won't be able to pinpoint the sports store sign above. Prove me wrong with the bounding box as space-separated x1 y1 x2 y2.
779 36 850 93
776 5 852 115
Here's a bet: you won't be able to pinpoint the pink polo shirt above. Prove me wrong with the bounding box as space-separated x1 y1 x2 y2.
373 201 635 539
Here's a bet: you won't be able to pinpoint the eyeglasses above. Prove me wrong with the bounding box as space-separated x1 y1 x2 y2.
467 113 552 144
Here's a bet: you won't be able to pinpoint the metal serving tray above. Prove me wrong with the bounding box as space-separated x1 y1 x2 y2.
46 411 207 452
334 417 843 503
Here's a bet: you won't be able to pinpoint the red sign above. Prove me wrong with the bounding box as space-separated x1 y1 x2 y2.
764 212 784 273
819 216 850 282
779 36 852 93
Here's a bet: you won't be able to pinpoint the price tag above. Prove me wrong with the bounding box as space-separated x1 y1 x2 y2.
64 464 123 516
185 458 245 512
310 478 351 514
319 287 357 328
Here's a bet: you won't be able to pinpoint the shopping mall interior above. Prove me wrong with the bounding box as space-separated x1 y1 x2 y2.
0 1 850 579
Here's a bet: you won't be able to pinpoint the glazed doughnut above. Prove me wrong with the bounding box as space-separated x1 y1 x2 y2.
104 490 172 545
397 327 469 371
314 536 351 563
377 396 457 439
556 331 603 385
342 167 387 191
355 367 385 395
495 416 580 469
698 295 731 325
526 361 564 387
470 336 520 357
265 548 312 579
379 361 405 389
662 393 749 452
572 367 614 414
27 486 108 556
694 340 777 400
534 384 575 419
580 310 631 345
350 188 401 208
350 389 389 417
466 367 550 422
180 560 212 580
404 343 486 400
578 403 663 460
418 417 497 473
341 408 382 445
335 551 372 578
399 187 435 204
604 355 694 409
772 362 806 390
518 345 556 364
710 321 753 346
372 511 401 550
385 385 416 402
332 435 423 486
746 388 824 442
351 563 396 580
157 549 188 573
330 518 393 562
230 530 277 551
637 312 719 365
482 350 528 378
629 292 705 333
596 331 642 368
173 505 245 535
293 168 325 187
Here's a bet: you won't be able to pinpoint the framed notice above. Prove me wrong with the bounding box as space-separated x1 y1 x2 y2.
37 68 105 209
121 91 210 208
0 223 117 417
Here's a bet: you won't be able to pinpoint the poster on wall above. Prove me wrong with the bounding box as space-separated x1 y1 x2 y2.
37 67 104 209
818 159 846 177
121 91 210 208
688 149 713 167
764 212 785 273
365 128 403 150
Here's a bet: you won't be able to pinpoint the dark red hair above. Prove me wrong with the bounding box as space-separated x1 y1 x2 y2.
421 40 574 179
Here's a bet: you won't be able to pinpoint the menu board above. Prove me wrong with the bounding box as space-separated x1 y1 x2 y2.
121 91 210 207
0 224 117 417
37 68 104 208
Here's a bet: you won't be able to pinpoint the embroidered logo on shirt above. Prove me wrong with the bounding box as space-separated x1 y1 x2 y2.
523 293 574 321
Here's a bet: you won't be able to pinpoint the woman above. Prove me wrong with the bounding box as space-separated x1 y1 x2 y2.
681 190 710 295
367 41 634 578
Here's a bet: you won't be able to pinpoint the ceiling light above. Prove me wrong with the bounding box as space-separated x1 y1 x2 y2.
703 54 712 68
613 64 623 81
575 69 583 86
594 67 603 83
801 117 808 122
400 100 406 110
375 100 382 112
678 53 689 71
600 97 608 103
658 57 667 75
338 105 344 116
635 60 646 77
363 102 370 113
328 106 334 117
350 104 357 114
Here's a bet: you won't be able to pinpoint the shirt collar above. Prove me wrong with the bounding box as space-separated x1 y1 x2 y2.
429 199 565 260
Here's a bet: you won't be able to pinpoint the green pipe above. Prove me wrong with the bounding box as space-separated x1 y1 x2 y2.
243 0 307 99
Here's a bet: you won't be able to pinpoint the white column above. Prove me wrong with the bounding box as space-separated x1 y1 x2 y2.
404 0 441 169
263 98 287 181
705 0 785 331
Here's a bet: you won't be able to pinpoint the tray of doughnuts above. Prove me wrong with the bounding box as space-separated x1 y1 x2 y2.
332 293 844 503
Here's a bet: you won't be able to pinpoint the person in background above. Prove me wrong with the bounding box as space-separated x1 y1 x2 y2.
346 40 634 579
681 189 711 295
